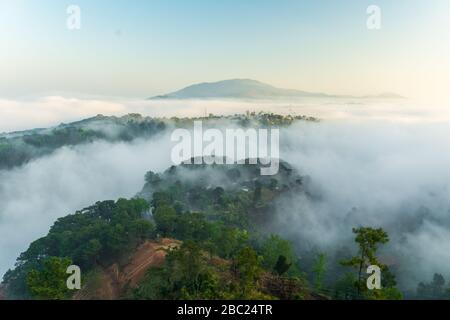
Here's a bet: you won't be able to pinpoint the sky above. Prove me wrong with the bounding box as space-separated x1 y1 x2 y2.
1 0 450 102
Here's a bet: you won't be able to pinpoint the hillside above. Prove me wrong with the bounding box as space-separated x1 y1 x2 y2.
74 237 325 300
0 114 166 171
2 150 415 300
74 238 181 300
2 158 319 300
0 112 317 171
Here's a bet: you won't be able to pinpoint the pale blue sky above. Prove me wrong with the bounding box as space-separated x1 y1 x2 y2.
1 0 449 101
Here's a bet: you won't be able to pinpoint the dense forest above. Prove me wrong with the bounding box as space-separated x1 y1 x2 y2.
3 157 447 300
0 112 317 170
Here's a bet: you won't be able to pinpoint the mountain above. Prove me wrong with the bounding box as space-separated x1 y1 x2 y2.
149 79 332 100
0 114 167 171
149 79 404 100
0 113 317 171
2 158 319 300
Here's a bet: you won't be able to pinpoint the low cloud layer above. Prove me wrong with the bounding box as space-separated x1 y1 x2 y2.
279 121 450 289
1 98 450 292
0 135 173 276
2 96 450 133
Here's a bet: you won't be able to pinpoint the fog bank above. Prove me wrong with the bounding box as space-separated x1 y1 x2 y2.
2 96 450 133
0 135 172 276
1 98 450 291
280 121 450 289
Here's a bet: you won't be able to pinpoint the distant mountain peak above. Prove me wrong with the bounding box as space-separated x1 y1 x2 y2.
148 79 330 100
149 79 404 100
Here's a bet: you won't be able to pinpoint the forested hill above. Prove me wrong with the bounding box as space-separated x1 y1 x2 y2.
2 157 419 300
0 114 166 171
0 113 318 171
2 158 314 300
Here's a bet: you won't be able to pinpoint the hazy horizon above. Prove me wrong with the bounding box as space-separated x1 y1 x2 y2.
2 95 450 134
1 0 450 103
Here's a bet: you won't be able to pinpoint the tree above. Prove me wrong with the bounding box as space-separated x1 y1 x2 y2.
78 239 102 266
129 219 156 242
235 247 262 298
253 181 262 204
174 212 211 242
5 198 155 298
26 257 73 300
269 178 278 191
312 253 327 292
340 227 389 295
333 273 359 300
212 225 249 259
134 241 222 300
274 255 292 276
145 171 161 185
261 235 299 276
153 204 177 236
417 273 447 299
